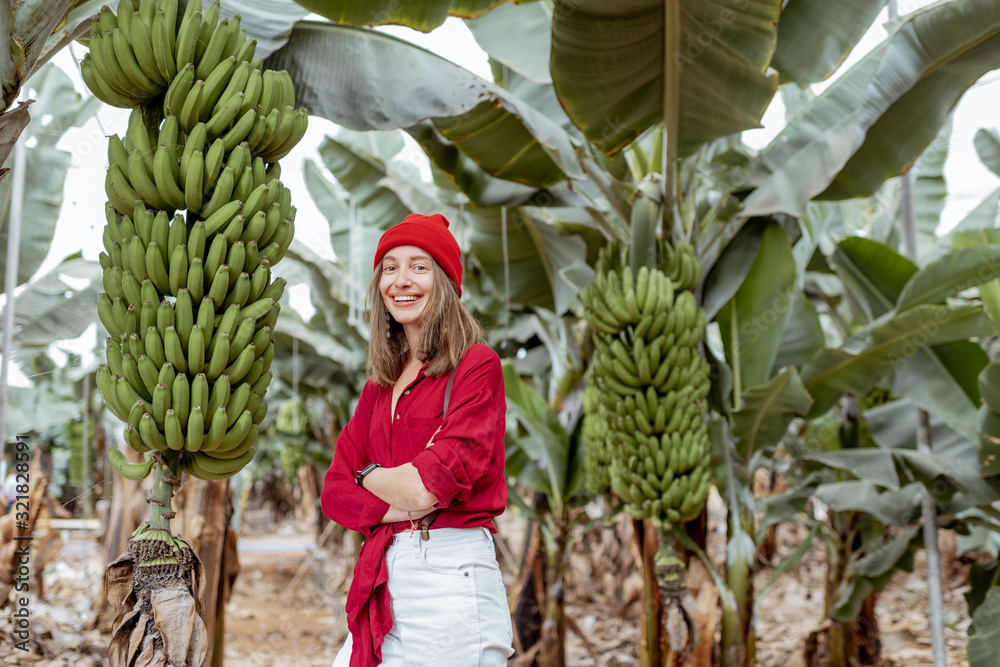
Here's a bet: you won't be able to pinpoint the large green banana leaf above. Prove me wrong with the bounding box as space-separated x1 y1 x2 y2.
313 134 415 264
830 236 915 321
464 206 589 314
265 22 583 189
742 0 1000 217
974 127 1000 177
502 360 581 513
770 0 888 86
549 0 780 156
968 587 1000 667
0 254 101 347
801 303 997 418
406 120 563 208
0 65 100 287
702 221 765 321
772 293 826 372
978 362 1000 476
715 222 797 393
829 237 991 439
466 0 552 83
897 245 1000 312
909 120 951 242
807 448 997 510
865 400 975 464
731 367 813 460
291 0 519 32
954 229 1000 326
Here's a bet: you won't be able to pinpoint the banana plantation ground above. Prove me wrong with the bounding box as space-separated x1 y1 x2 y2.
0 494 974 667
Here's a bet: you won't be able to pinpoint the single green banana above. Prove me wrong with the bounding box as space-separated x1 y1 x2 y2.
169 242 189 295
129 11 166 87
144 241 170 294
200 55 237 118
187 323 206 374
164 62 195 117
174 11 201 71
174 287 194 348
204 331 230 379
153 142 186 209
200 164 235 219
186 405 205 452
184 148 205 213
163 325 188 374
164 409 184 450
187 257 206 302
108 445 154 481
139 412 168 450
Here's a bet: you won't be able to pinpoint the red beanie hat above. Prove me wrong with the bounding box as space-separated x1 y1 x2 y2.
374 213 463 295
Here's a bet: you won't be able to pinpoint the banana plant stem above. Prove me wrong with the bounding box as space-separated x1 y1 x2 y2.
148 452 180 531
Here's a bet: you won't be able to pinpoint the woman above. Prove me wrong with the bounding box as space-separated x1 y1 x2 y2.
322 213 513 667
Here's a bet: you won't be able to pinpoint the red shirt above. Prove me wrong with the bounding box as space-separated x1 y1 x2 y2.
321 344 507 667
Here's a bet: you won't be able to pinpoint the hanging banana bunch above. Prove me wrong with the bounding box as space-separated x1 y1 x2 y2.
581 239 710 528
86 2 308 665
89 0 306 484
581 233 712 659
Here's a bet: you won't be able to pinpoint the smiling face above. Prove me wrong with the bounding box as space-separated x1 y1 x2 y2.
379 245 435 333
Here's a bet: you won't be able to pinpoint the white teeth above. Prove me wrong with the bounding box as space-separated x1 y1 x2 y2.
394 296 418 302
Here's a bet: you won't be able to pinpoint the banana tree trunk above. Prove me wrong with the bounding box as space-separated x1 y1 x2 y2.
173 478 238 667
819 515 881 666
513 515 545 662
663 513 715 667
721 509 755 667
634 519 663 667
539 513 569 667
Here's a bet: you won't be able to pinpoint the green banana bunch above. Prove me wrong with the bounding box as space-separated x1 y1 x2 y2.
90 0 308 482
581 242 713 530
582 376 612 494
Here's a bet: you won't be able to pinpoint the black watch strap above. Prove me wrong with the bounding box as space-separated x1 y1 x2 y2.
355 462 381 489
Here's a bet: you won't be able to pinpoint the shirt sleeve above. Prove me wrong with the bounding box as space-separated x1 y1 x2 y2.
412 347 506 508
321 382 391 536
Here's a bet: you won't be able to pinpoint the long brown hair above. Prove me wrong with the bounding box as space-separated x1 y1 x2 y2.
366 259 483 386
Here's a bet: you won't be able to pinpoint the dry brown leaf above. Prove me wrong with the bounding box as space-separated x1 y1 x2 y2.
186 608 209 666
681 560 718 667
105 553 134 614
664 592 699 663
128 612 149 661
134 633 156 667
151 584 207 666
109 609 141 667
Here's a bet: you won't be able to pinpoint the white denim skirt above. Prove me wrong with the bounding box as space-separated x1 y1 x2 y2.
333 527 514 667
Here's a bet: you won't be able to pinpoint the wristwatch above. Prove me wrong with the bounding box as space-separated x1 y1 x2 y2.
355 463 381 489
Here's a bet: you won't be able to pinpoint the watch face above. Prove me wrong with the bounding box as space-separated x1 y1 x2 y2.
357 463 379 488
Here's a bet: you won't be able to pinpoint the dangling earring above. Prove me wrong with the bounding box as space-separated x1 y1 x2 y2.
385 311 391 338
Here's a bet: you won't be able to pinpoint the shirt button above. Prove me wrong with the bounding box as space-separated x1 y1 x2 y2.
403 390 409 395
395 413 400 420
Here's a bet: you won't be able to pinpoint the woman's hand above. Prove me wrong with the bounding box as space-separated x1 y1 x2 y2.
379 505 437 524
363 463 438 511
